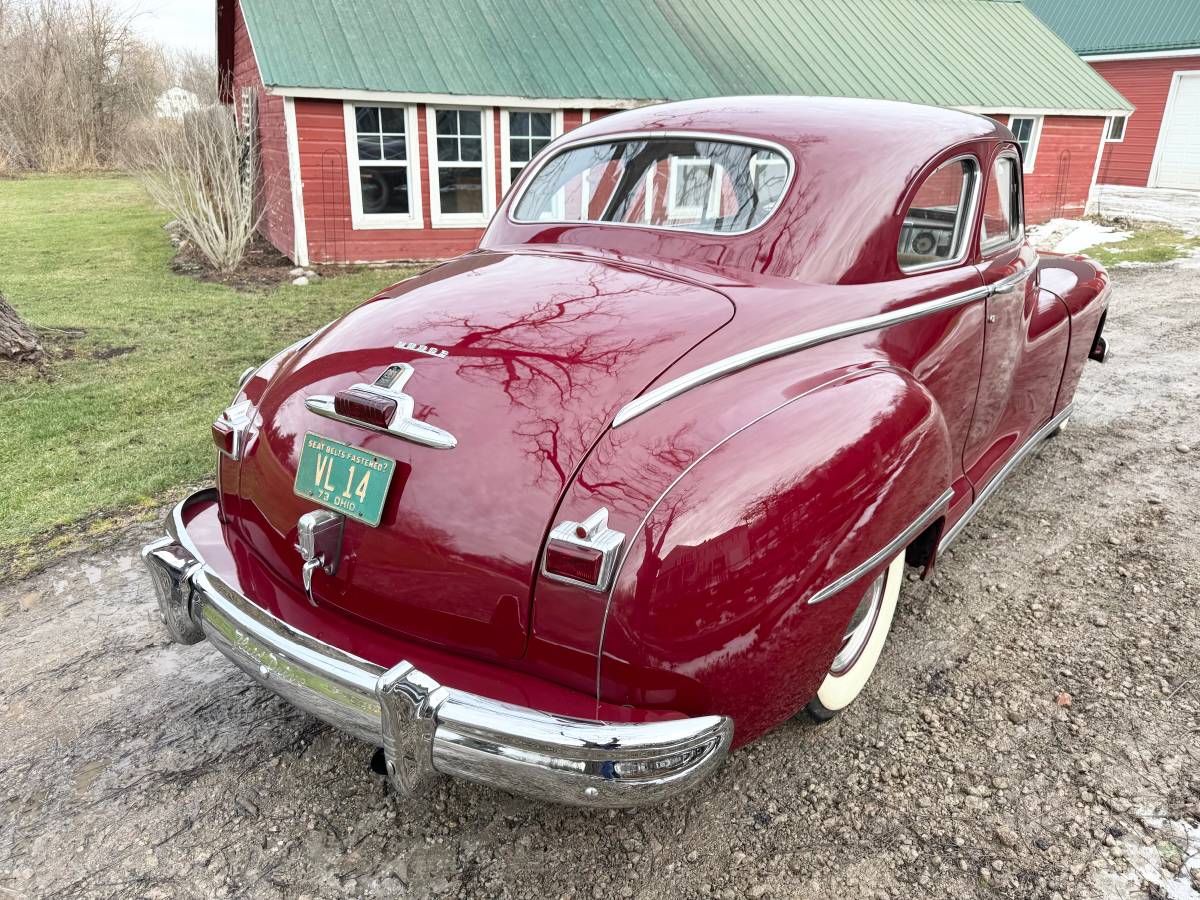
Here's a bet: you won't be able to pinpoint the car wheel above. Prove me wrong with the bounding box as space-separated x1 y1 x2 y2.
805 551 905 721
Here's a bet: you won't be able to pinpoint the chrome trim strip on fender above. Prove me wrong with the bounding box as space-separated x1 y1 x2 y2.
938 402 1074 553
612 284 992 428
805 487 955 606
990 261 1036 295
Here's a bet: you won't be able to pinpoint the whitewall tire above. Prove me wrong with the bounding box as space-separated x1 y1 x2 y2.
806 551 905 721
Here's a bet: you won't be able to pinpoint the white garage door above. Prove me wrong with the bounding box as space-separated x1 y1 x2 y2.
1154 73 1200 190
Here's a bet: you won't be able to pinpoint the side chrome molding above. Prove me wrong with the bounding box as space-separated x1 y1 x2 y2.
805 487 954 605
612 265 1038 429
938 402 1074 553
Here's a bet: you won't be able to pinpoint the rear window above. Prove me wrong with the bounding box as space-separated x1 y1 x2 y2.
898 157 979 271
512 137 790 234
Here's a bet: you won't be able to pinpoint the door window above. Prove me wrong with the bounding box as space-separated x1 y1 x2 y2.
980 156 1021 252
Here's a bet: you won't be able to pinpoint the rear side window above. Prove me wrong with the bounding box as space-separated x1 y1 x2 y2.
898 157 978 272
980 155 1022 251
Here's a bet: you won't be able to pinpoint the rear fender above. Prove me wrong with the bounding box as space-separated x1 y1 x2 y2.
1037 254 1111 413
597 366 952 746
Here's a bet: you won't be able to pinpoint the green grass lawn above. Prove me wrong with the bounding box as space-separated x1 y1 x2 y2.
1081 223 1200 267
0 175 417 572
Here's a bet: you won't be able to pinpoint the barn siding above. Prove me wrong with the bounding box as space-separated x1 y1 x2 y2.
230 1 294 261
1090 55 1200 187
997 114 1106 223
295 103 596 263
289 99 1104 261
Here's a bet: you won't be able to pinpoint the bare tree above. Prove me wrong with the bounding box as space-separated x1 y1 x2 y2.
0 0 165 173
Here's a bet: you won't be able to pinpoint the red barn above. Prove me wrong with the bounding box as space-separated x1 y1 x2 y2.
216 0 1131 266
1028 0 1200 191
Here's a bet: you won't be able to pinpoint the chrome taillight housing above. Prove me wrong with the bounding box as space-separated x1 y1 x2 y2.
541 508 626 592
212 398 255 460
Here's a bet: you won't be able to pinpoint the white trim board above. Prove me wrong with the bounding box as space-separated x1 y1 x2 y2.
1085 116 1111 215
282 97 309 266
955 105 1131 118
270 85 648 110
1082 48 1200 62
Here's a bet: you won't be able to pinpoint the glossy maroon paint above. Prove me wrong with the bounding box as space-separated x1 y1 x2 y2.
210 98 1109 748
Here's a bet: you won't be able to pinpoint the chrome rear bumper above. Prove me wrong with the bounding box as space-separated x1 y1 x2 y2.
141 491 732 807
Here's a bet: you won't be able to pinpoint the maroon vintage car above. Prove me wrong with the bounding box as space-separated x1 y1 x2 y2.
143 97 1110 806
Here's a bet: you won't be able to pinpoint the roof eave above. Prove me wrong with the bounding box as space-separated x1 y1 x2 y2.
1081 46 1200 61
263 84 658 109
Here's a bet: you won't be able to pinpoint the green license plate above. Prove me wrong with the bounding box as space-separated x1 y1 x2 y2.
293 433 397 526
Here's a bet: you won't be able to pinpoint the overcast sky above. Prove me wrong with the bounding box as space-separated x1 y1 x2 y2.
119 0 215 55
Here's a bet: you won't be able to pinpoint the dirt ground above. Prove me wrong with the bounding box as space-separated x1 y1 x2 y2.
1 261 1198 900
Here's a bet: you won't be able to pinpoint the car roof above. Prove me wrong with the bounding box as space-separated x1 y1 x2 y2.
488 97 1011 285
570 96 1009 171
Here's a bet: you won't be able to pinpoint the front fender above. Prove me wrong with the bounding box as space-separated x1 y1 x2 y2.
598 366 951 746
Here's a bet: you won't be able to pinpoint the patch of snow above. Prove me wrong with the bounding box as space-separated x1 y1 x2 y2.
1029 218 1132 255
1091 814 1200 900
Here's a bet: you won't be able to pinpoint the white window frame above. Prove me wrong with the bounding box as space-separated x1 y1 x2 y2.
426 105 495 228
500 108 563 194
1008 115 1043 173
1105 114 1128 143
343 102 423 230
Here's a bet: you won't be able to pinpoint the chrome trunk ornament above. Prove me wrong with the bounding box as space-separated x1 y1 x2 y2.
295 509 344 606
305 362 458 450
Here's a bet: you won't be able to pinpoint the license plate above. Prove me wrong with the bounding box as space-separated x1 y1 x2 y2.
293 433 397 526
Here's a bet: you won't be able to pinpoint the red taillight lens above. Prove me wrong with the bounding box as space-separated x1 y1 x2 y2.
544 538 605 585
334 387 398 428
212 417 238 456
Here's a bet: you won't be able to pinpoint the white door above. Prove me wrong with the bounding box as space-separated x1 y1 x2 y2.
1153 73 1200 190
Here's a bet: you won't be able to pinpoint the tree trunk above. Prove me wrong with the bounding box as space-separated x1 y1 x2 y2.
0 292 44 363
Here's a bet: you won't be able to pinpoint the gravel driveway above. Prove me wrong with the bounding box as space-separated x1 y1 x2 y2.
2 263 1198 900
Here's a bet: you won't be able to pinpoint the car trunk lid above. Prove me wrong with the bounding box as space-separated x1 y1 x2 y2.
233 251 734 662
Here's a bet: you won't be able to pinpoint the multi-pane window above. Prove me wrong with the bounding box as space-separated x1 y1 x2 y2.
507 111 554 186
352 105 412 217
898 157 978 271
980 156 1022 251
1008 116 1041 171
431 108 485 218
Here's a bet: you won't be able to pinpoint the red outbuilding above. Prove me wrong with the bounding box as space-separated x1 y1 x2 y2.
217 0 1131 266
1029 0 1200 192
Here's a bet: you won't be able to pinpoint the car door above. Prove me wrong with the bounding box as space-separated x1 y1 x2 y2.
962 150 1070 488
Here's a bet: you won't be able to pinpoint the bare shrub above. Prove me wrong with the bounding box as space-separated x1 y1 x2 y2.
0 0 165 174
128 95 261 273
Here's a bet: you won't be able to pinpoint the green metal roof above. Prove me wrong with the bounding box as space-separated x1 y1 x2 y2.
239 0 1131 113
1024 0 1200 55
